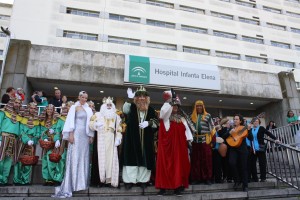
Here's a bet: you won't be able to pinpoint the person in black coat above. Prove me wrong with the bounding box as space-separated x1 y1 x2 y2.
249 118 279 182
266 121 277 131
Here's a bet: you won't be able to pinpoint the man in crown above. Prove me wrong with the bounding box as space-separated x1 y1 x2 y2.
0 98 23 186
122 86 158 192
190 100 216 185
155 90 193 196
89 97 122 187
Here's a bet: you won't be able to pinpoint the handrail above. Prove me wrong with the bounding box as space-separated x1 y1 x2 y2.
265 137 300 190
271 123 300 147
0 103 62 115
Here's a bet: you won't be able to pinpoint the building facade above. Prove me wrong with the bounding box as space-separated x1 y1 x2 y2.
2 0 300 125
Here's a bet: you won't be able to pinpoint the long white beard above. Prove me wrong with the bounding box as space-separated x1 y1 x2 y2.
102 108 116 120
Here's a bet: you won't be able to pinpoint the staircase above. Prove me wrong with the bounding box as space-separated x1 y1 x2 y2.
0 180 299 200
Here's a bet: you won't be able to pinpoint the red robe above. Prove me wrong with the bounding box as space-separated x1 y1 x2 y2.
155 119 190 189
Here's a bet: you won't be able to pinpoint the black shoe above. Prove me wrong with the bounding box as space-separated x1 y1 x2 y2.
233 182 241 190
14 183 31 186
0 183 12 187
157 189 166 196
124 183 133 190
260 179 266 182
174 188 183 197
243 187 248 192
227 179 233 183
140 183 147 189
205 180 212 185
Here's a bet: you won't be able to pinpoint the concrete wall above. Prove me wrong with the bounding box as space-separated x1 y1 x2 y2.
26 44 283 100
0 39 32 102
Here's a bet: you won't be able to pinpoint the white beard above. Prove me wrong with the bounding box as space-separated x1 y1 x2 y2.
102 108 116 120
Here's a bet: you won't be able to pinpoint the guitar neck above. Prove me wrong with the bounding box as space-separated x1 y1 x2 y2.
238 126 247 134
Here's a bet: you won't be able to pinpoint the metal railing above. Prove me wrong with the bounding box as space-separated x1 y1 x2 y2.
0 103 62 115
271 123 300 147
265 137 300 190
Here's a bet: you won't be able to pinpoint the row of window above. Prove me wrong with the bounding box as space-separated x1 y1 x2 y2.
109 13 298 50
61 31 296 68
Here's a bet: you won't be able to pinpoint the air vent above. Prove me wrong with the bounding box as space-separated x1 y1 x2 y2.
256 35 263 38
260 54 267 57
253 16 259 19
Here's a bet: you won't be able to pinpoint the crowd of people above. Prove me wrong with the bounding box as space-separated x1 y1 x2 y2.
0 85 296 197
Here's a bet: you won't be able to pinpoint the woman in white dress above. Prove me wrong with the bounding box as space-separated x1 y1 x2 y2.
52 91 94 198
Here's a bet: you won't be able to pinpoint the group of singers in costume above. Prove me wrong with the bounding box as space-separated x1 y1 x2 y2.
0 86 280 197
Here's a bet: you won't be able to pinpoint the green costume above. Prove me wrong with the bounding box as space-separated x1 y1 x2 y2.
13 117 40 185
41 118 65 184
0 110 22 185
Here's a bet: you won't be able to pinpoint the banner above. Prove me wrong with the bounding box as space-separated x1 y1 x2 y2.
124 55 220 91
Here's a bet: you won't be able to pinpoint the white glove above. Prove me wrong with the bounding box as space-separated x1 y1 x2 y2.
49 129 54 134
27 140 34 146
94 121 103 129
114 138 121 147
55 140 61 148
43 139 49 142
127 88 135 99
139 121 149 129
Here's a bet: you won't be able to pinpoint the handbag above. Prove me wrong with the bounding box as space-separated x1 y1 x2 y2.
258 143 267 152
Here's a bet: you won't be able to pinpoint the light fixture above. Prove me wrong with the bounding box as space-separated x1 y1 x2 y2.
219 100 222 102
183 97 187 100
100 91 104 93
250 102 253 105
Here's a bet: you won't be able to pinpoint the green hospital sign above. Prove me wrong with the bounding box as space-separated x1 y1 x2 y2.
128 55 150 84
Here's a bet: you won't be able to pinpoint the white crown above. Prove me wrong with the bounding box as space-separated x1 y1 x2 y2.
102 97 113 104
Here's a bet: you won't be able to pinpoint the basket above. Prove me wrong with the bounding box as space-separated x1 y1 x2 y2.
49 148 61 163
39 139 55 150
19 146 39 166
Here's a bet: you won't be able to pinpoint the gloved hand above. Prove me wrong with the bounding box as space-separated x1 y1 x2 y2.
27 140 34 146
55 140 61 148
94 121 103 129
49 129 54 134
127 88 135 99
114 138 121 147
139 121 149 129
43 139 49 142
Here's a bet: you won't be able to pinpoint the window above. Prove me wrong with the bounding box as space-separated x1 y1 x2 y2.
245 55 267 63
0 32 6 37
286 11 300 18
181 25 207 34
216 51 240 60
109 14 140 23
0 50 3 55
211 11 234 20
263 6 281 14
291 27 300 34
146 0 174 9
271 41 290 49
239 17 259 25
275 60 294 68
296 82 300 89
108 36 140 46
63 31 98 41
242 36 263 44
147 41 177 51
146 19 175 29
213 31 237 39
0 15 10 20
295 45 300 51
266 23 286 31
235 0 256 8
66 8 100 18
179 5 204 14
183 46 209 55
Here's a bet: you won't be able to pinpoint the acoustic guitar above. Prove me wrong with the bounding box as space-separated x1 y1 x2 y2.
226 112 265 148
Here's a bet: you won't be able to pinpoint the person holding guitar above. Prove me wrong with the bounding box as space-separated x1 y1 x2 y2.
223 114 253 192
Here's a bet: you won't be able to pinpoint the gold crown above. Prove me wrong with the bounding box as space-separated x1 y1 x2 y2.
135 86 149 97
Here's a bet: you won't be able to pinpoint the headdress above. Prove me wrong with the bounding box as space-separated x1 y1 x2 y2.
134 86 149 97
102 97 114 104
39 104 59 128
4 98 22 123
61 101 74 116
191 100 208 123
23 102 39 128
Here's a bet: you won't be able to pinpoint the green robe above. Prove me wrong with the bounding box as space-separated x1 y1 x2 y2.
0 110 22 184
41 118 66 182
13 118 40 184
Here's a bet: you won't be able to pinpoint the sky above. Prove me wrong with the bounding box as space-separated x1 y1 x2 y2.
0 0 13 4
